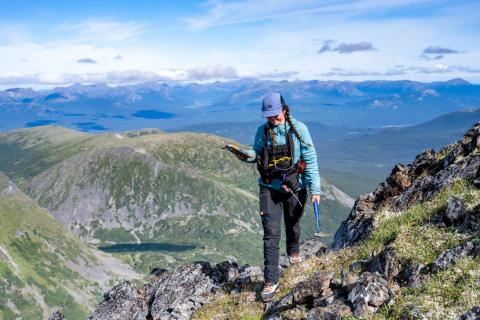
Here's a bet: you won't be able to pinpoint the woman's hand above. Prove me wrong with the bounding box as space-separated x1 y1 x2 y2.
311 194 321 204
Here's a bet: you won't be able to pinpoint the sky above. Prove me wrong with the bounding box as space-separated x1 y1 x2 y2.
0 0 479 87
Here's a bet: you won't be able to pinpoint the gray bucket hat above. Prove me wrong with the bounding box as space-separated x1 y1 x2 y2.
262 92 286 118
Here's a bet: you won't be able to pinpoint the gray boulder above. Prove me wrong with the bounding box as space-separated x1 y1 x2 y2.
444 196 466 226
147 261 218 320
89 281 144 320
348 272 391 319
233 264 263 293
307 300 353 320
458 306 480 320
48 311 65 320
434 240 480 270
265 271 333 316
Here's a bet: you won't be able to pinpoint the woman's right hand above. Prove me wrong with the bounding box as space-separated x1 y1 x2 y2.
311 194 321 204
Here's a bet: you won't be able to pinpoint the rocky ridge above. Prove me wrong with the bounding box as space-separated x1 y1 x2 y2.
82 239 327 320
52 123 480 319
333 122 480 249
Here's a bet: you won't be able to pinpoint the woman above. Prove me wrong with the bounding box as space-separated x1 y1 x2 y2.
240 92 321 302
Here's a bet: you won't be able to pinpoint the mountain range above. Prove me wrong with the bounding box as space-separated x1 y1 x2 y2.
0 78 479 133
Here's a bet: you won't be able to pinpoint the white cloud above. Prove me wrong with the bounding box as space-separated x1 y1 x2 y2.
422 46 459 54
320 67 405 77
183 0 440 29
255 70 300 79
0 64 240 85
77 58 97 64
0 64 306 85
186 64 238 80
320 64 480 77
0 24 31 44
317 40 376 54
56 18 146 43
0 2 479 84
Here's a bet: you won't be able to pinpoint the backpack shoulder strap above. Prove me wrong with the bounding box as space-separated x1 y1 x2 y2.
287 129 295 161
263 125 269 170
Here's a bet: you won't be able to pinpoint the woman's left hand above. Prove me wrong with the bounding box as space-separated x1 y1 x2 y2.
311 194 321 204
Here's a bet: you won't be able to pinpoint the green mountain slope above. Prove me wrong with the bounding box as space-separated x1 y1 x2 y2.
0 126 353 273
0 172 137 320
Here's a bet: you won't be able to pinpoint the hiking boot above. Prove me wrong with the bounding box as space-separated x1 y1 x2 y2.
261 282 279 302
288 252 303 264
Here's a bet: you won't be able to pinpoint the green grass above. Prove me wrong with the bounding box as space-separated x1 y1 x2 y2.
355 179 478 262
376 257 480 319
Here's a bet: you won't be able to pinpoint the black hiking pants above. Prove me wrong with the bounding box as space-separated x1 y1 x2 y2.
259 186 308 284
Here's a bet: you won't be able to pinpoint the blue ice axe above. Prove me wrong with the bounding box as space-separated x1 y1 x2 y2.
313 200 331 238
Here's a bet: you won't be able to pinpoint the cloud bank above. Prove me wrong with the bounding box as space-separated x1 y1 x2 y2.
77 58 97 64
318 40 375 54
321 64 480 77
423 46 459 54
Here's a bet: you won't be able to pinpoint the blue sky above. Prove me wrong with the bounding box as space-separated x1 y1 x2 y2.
0 0 479 86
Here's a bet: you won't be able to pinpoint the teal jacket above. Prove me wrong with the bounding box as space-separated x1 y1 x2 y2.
244 117 321 195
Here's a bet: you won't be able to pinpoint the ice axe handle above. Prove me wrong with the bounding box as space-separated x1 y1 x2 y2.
313 199 319 214
313 199 321 234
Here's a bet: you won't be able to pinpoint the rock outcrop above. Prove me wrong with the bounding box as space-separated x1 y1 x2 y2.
433 240 480 271
89 239 326 320
333 123 480 249
90 261 243 320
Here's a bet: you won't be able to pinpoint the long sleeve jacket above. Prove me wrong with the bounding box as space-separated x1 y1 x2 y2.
244 117 321 195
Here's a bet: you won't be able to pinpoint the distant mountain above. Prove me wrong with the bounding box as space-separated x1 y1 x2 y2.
0 78 479 132
0 172 136 319
317 108 480 181
0 126 353 273
174 121 376 146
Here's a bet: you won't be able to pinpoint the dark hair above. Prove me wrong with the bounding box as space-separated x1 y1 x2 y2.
281 96 312 147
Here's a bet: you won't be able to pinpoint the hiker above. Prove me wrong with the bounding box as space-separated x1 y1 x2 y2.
237 92 321 302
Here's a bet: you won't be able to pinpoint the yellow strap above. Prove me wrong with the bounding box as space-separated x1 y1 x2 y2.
267 156 292 168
